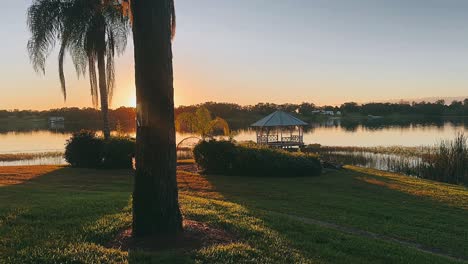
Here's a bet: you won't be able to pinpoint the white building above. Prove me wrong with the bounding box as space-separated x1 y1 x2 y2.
48 117 65 123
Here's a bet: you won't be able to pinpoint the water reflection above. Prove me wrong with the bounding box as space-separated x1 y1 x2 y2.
0 118 467 155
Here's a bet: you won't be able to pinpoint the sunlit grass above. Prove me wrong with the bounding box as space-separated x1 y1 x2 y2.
0 165 466 263
349 166 468 209
0 165 59 186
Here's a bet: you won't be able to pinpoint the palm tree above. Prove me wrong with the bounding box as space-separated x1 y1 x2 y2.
27 0 129 139
127 0 183 236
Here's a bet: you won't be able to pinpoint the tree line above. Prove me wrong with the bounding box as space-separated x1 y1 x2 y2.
2 99 467 124
340 99 468 116
0 107 135 124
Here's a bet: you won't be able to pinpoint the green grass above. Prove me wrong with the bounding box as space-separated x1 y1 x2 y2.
0 165 467 263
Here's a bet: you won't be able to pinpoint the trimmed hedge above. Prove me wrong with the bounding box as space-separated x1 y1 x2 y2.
65 131 103 168
102 137 135 169
65 130 135 169
194 140 322 177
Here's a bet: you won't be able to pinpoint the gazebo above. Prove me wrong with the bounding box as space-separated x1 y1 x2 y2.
251 110 308 148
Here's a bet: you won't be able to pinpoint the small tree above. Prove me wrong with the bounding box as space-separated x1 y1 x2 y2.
176 106 230 140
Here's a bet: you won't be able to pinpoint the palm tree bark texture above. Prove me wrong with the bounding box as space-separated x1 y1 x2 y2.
131 0 183 237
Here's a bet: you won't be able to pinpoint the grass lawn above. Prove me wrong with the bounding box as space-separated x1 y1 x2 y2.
0 164 467 263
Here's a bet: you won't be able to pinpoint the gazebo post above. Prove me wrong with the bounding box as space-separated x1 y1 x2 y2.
280 128 282 143
299 126 303 144
266 128 270 144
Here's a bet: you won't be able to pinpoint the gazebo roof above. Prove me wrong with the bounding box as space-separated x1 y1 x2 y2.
251 111 308 127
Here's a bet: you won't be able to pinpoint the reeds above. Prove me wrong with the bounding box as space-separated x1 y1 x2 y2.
0 152 63 162
315 133 468 185
422 133 467 185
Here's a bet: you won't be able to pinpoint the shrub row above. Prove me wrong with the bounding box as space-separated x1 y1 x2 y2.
193 140 322 177
65 130 135 169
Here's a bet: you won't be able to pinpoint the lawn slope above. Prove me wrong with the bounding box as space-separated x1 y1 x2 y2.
0 165 466 263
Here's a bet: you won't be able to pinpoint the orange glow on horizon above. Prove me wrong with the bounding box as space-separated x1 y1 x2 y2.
128 94 136 107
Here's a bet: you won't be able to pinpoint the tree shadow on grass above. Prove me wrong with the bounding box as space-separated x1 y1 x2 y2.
180 166 468 263
2 164 466 263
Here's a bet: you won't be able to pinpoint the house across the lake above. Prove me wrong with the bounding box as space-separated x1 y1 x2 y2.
251 111 307 148
48 117 65 123
311 110 340 116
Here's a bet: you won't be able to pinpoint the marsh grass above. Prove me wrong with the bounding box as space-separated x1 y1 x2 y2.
316 133 468 185
0 152 63 162
422 133 468 185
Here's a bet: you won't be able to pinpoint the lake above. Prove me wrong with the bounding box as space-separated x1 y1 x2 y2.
1 118 467 153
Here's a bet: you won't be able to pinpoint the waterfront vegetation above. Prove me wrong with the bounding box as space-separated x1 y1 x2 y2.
1 99 467 131
0 152 63 162
0 164 467 263
314 133 468 185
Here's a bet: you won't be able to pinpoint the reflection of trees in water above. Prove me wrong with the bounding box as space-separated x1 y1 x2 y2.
316 116 467 132
0 119 136 135
1 117 466 135
231 117 467 135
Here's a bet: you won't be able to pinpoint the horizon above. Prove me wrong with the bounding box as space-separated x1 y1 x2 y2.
2 95 468 112
2 1 468 110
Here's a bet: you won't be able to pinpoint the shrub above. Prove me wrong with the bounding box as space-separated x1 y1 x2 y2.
194 140 322 177
65 130 103 168
65 131 135 169
102 137 135 169
193 140 237 174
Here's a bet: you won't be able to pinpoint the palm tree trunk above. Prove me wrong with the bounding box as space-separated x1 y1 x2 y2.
97 28 111 140
131 0 183 237
97 52 111 140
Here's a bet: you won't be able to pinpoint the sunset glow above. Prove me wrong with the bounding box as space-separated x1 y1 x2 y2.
1 1 467 110
128 94 136 108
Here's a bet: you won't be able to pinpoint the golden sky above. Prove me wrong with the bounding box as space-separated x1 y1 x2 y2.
1 0 468 110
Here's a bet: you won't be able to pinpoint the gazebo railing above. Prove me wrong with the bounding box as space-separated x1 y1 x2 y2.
258 135 278 144
281 135 302 143
257 134 303 144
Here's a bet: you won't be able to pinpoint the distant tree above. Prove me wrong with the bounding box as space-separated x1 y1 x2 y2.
322 105 335 111
341 102 360 114
252 103 279 115
27 0 129 139
298 102 316 115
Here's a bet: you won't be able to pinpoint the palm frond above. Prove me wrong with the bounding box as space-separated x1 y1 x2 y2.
27 0 66 73
88 54 99 108
28 0 130 106
106 40 115 105
169 0 176 40
58 38 68 101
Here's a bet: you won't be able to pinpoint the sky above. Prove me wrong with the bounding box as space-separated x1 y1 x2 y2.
1 0 468 110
